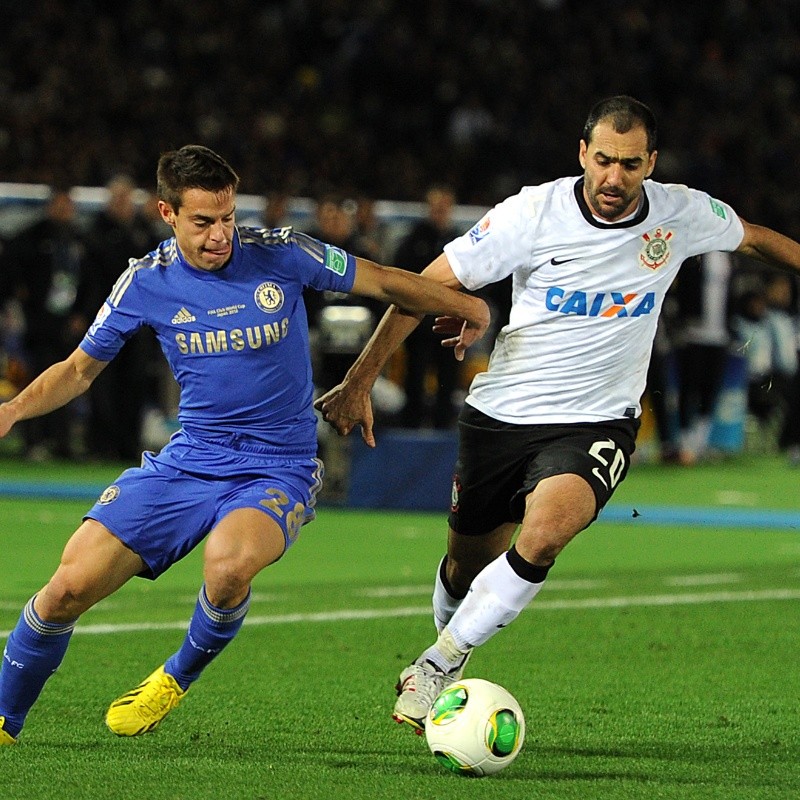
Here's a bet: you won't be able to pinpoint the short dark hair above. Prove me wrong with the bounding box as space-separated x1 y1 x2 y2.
582 96 657 153
156 145 240 211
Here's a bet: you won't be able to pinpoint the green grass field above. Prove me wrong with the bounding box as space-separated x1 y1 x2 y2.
0 454 799 799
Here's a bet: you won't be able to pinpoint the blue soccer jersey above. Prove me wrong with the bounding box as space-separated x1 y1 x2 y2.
80 226 356 458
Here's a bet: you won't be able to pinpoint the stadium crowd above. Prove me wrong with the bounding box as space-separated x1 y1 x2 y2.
0 1 798 231
1 0 800 462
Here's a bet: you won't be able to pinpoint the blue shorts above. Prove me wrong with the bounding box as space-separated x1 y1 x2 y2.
85 432 325 579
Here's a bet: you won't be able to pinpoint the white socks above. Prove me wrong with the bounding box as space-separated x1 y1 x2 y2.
421 550 550 673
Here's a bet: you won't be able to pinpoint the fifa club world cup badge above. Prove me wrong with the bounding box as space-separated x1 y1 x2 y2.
638 228 673 270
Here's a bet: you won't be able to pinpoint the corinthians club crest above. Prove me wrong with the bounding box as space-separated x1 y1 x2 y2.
639 227 673 270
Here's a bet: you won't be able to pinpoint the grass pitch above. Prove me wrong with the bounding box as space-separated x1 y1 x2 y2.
0 454 799 799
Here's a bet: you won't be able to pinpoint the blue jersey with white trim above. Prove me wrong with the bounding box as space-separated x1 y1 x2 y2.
80 226 356 456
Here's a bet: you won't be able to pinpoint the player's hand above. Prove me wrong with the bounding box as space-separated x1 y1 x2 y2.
314 383 377 448
432 311 487 361
0 403 16 438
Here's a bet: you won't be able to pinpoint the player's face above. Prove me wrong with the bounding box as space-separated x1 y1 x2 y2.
579 122 656 221
159 187 236 271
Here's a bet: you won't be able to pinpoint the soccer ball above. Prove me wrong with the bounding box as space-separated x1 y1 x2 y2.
425 678 525 777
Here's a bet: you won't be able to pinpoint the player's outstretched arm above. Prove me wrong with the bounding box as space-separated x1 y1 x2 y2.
316 253 479 447
736 218 800 272
350 254 489 358
0 348 108 438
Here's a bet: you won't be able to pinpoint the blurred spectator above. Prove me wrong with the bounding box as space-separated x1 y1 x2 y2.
733 285 771 393
351 195 391 264
763 272 800 462
448 92 495 150
304 193 376 331
672 251 734 464
78 175 163 460
305 193 385 498
393 184 461 428
140 190 173 244
644 319 680 463
0 187 88 458
308 194 362 253
731 279 799 455
306 193 383 391
263 190 291 230
0 298 27 406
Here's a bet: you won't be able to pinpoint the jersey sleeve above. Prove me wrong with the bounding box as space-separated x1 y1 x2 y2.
443 190 534 290
683 187 745 256
79 264 146 361
289 231 357 293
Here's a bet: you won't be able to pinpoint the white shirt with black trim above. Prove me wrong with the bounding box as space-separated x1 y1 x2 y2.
444 176 745 424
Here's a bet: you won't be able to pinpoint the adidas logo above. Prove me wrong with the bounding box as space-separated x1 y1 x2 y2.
171 307 196 324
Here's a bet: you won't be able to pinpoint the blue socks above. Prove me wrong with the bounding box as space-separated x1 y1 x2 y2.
0 586 250 737
0 597 76 737
165 585 250 691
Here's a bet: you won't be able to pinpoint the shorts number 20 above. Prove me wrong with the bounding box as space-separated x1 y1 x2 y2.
588 438 626 490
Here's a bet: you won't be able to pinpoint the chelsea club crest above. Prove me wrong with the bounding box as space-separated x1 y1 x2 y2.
98 485 120 505
254 282 284 313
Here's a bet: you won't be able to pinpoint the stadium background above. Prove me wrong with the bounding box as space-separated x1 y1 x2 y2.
0 0 798 237
1 4 800 798
3 2 799 492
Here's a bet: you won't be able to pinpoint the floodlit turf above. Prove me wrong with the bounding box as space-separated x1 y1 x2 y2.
0 454 799 799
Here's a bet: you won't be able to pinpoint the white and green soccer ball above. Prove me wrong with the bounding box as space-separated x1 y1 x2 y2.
425 678 525 777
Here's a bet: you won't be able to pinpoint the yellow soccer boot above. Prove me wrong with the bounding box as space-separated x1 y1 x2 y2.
105 665 186 736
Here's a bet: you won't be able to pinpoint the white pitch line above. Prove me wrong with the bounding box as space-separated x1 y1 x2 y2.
358 585 430 598
359 579 606 597
664 573 742 587
531 588 800 610
2 587 799 639
544 579 606 590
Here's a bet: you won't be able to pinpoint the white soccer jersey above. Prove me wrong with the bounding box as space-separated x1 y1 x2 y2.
444 176 744 424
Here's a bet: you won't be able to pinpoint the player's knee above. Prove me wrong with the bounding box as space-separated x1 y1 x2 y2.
514 529 575 565
37 576 94 621
203 554 256 607
204 513 285 599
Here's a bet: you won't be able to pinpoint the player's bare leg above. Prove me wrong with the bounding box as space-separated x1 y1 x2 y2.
0 521 144 742
394 474 595 731
106 509 285 736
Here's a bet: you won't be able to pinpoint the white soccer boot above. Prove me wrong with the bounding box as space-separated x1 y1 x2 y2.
392 651 471 733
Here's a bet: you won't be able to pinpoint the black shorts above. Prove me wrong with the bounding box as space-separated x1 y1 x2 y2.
448 404 640 536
